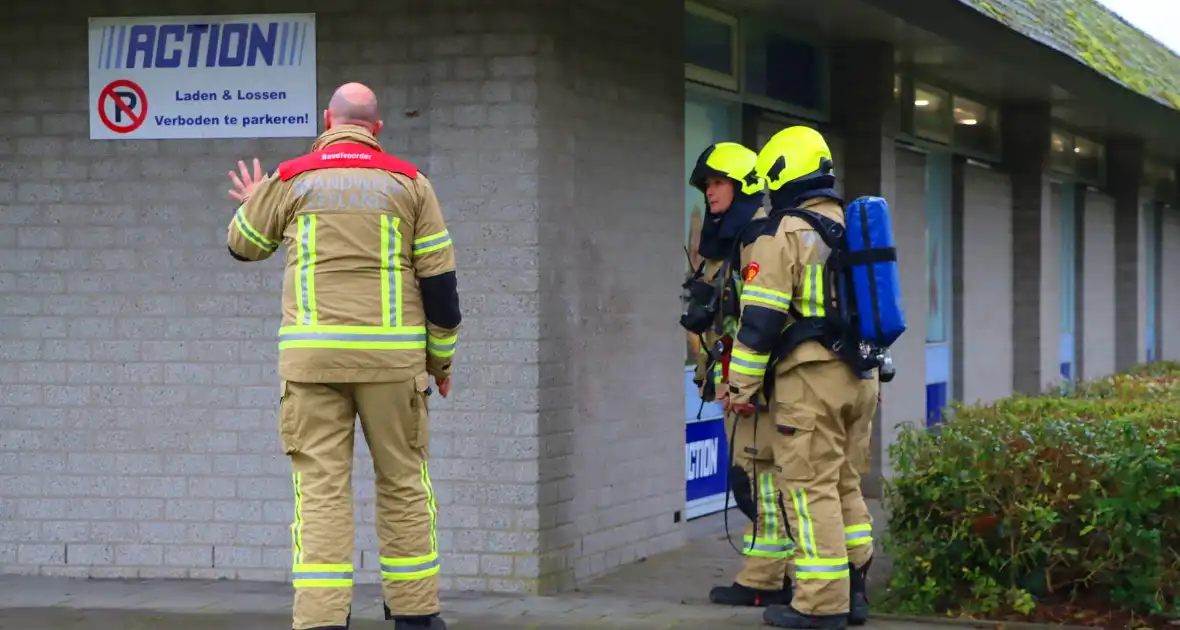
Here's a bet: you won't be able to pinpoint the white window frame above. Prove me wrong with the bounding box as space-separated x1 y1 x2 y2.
685 1 740 92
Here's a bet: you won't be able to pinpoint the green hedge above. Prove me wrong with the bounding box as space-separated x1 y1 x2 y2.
882 362 1180 625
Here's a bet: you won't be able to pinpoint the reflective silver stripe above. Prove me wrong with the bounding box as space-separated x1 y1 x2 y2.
730 355 767 370
413 231 451 253
428 339 456 352
235 209 278 251
292 571 353 580
298 215 315 325
380 557 440 574
744 541 793 553
803 263 825 316
386 216 401 327
279 332 427 343
742 286 792 307
795 559 850 572
792 488 816 558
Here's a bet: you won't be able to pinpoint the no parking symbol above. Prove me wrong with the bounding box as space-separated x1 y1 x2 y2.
97 79 148 134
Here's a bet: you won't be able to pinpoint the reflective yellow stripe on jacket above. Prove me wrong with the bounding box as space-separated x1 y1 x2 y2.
428 333 458 359
234 206 279 253
413 229 452 256
798 263 826 318
278 213 428 351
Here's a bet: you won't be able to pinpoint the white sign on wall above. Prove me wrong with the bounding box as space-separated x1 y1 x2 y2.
87 13 318 140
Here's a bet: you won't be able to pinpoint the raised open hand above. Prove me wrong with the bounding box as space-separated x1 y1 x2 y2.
228 158 264 202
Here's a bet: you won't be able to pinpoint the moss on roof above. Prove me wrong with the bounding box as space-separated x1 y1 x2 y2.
958 0 1180 109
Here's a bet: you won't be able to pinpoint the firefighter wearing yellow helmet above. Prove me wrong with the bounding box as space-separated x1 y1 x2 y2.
681 142 795 608
723 126 877 630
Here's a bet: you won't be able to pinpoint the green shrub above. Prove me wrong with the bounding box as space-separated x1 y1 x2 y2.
882 362 1180 624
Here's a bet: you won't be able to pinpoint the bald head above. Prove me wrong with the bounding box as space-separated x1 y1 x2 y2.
325 82 381 131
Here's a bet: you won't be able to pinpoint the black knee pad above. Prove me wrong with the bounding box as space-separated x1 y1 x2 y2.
728 465 757 523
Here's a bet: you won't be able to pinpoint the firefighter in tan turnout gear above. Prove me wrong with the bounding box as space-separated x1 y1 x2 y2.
723 126 877 630
682 142 795 607
225 82 459 630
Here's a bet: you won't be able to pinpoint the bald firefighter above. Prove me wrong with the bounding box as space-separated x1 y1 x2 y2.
723 126 878 630
225 82 458 630
681 142 795 607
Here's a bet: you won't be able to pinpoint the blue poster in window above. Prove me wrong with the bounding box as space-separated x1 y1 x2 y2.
685 367 730 519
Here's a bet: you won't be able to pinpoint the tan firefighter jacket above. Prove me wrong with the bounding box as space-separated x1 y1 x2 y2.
226 125 460 384
727 197 843 406
692 208 767 399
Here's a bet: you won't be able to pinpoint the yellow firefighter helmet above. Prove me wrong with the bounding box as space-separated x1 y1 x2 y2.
755 126 835 192
690 142 764 196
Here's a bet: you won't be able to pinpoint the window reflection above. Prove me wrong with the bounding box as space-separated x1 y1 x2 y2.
913 84 951 143
1050 130 1074 174
744 27 822 111
1074 135 1103 182
952 96 995 154
685 11 734 77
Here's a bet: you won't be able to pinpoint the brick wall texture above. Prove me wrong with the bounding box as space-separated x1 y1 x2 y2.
960 162 1014 405
879 147 927 477
533 1 685 591
1082 191 1117 380
0 0 685 594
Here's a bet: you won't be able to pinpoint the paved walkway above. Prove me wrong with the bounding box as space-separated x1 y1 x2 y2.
0 509 967 630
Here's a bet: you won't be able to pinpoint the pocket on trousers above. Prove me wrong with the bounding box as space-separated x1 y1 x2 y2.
751 411 778 460
278 380 301 455
775 404 816 482
409 373 431 450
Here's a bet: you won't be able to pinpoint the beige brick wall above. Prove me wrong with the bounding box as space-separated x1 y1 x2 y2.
878 146 927 475
1081 191 1117 380
960 162 1013 404
534 0 685 591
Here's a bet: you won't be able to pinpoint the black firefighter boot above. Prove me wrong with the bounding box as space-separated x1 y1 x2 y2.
708 575 793 607
848 560 870 626
384 603 447 630
763 604 848 630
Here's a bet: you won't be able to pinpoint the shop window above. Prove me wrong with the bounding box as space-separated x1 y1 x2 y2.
1050 130 1074 174
913 84 952 144
952 96 997 155
743 26 823 111
1073 135 1104 182
685 3 739 90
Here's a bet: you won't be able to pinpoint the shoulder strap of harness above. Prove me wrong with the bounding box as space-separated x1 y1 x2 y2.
767 207 845 252
753 207 874 394
278 143 419 181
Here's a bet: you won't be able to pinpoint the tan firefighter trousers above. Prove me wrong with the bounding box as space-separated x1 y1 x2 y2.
727 409 794 590
279 373 440 630
772 360 877 617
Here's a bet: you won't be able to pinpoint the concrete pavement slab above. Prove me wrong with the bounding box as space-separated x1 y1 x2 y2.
0 575 984 630
0 506 962 630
